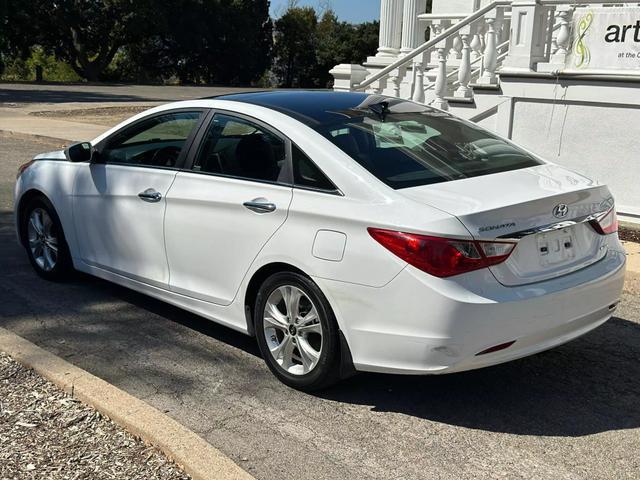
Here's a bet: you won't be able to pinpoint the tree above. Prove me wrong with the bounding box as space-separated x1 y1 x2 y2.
121 0 272 85
272 4 380 89
272 7 318 88
315 10 379 88
0 0 40 75
17 0 157 81
315 10 349 87
349 21 380 63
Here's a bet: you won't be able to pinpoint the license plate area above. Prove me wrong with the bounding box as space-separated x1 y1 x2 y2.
536 228 575 266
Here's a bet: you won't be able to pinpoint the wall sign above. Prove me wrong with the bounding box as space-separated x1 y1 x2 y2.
566 7 640 71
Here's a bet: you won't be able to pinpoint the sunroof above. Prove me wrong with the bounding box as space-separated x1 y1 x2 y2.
215 90 371 127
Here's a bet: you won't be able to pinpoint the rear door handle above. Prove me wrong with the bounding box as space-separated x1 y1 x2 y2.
243 198 276 214
138 188 162 203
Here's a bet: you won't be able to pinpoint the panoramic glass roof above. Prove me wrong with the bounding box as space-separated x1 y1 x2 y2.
215 90 376 126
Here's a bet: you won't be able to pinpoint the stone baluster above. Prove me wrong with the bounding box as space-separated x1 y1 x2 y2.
370 79 384 95
477 9 503 86
548 6 574 68
412 59 425 103
389 67 404 98
554 7 573 57
430 21 451 111
450 34 463 59
470 29 483 62
454 26 474 100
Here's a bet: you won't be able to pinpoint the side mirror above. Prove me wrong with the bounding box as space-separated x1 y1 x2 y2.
64 142 93 163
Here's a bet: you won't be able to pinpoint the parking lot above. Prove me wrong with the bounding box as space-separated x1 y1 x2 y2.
1 85 640 479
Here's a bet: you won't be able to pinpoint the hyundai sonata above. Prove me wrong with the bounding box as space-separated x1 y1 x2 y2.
14 91 625 390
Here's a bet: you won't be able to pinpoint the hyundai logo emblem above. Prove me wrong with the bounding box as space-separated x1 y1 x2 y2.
553 203 569 218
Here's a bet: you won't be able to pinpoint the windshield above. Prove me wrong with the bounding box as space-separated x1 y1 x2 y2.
314 99 542 189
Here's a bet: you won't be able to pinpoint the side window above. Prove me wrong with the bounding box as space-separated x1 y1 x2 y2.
101 111 202 168
292 144 337 192
192 114 287 183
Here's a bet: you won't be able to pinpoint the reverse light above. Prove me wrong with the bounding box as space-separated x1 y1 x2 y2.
16 160 35 179
367 228 517 278
590 207 618 235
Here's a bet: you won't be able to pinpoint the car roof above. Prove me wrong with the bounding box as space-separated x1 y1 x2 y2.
211 90 372 127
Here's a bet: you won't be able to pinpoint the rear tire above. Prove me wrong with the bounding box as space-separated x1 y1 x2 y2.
255 272 341 391
21 196 73 281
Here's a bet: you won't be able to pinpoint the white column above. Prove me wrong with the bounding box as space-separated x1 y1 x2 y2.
401 0 427 55
377 0 405 58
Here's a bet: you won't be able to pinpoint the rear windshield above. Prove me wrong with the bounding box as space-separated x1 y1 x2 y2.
314 100 542 189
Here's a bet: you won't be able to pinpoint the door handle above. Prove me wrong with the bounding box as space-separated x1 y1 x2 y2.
138 188 162 203
243 198 276 214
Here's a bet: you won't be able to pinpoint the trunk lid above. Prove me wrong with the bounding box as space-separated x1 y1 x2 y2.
400 164 613 285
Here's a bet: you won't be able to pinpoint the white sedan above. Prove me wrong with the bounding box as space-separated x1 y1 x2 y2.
14 91 625 390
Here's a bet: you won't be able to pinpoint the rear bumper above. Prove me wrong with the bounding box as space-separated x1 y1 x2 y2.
315 245 626 375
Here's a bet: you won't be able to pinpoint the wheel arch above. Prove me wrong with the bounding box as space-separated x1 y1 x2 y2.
243 261 356 379
243 262 307 337
16 189 50 246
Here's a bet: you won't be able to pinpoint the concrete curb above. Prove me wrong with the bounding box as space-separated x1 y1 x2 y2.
0 327 254 480
623 241 640 275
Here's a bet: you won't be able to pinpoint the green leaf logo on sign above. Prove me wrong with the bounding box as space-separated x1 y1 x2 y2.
574 11 594 68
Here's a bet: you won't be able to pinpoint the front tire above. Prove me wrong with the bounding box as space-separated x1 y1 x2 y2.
255 272 341 391
21 196 73 281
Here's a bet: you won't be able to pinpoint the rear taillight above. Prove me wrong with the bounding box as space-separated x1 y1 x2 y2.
17 160 35 179
368 228 517 278
590 207 618 235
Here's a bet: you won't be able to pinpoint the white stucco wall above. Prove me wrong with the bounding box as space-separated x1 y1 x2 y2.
509 100 640 217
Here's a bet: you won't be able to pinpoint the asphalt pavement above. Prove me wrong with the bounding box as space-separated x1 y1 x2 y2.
0 82 258 104
1 132 640 480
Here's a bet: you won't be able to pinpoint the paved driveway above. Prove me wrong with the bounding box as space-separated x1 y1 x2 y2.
1 132 640 479
0 82 258 104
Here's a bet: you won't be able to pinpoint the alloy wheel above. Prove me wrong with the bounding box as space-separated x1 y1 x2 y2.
263 285 323 375
27 208 58 272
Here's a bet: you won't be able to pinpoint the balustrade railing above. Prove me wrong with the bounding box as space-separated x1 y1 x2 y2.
329 0 640 110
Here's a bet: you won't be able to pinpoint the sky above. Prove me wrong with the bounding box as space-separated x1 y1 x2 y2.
269 0 380 23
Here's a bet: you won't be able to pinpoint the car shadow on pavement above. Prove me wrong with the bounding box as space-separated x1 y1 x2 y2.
319 314 640 437
2 210 638 438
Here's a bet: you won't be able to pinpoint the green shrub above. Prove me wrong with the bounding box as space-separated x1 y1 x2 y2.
1 46 81 82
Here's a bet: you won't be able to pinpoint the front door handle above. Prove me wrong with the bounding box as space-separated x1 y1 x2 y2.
138 188 162 203
243 198 276 214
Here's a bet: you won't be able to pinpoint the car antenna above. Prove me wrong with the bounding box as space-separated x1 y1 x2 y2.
368 101 389 122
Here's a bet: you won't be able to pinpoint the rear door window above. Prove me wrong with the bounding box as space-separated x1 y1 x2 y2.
192 114 288 184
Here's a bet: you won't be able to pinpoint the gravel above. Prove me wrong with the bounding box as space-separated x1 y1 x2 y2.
0 352 190 480
619 225 640 243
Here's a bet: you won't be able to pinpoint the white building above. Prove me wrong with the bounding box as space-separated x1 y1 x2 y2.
331 0 640 223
